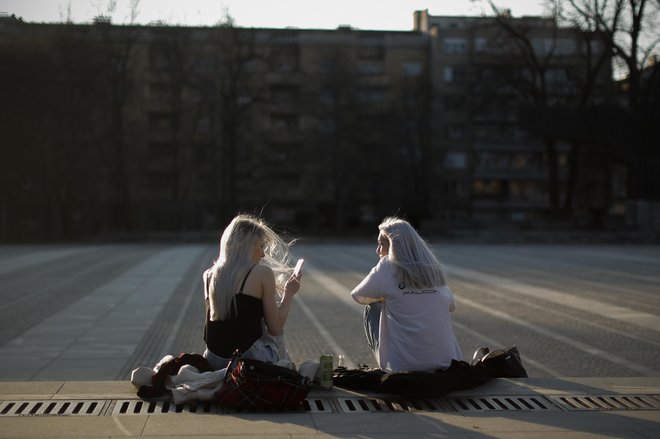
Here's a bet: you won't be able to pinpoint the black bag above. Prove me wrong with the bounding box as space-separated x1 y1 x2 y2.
333 365 385 391
334 360 494 397
471 346 528 378
380 360 493 397
215 351 311 410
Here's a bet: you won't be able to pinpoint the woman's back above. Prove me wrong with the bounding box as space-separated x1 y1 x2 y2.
352 258 462 371
205 292 263 358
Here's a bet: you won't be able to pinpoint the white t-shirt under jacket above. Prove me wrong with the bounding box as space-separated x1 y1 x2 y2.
351 257 463 372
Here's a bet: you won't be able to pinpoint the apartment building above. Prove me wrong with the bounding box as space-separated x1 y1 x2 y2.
415 10 614 228
0 11 616 239
1 16 431 236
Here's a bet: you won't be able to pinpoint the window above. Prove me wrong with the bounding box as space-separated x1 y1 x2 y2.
317 58 336 73
544 68 568 83
148 141 175 159
475 37 488 52
532 38 553 56
443 38 468 54
588 40 604 55
148 82 175 100
274 58 296 72
318 119 336 133
445 180 467 196
270 86 298 104
149 45 172 71
509 181 545 202
242 59 259 74
476 152 504 169
556 38 577 55
358 45 384 60
268 143 300 164
319 91 335 105
237 88 252 105
148 112 173 132
358 87 385 104
196 117 211 135
532 38 577 56
359 62 383 75
270 114 299 131
443 67 453 82
402 61 422 76
148 171 176 190
473 180 501 196
447 124 465 139
443 66 467 83
444 152 467 169
444 94 465 111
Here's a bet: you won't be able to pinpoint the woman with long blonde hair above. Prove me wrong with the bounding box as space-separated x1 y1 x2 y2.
351 217 463 372
203 214 302 369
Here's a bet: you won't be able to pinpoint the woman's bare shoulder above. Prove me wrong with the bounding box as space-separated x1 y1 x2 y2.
251 264 274 278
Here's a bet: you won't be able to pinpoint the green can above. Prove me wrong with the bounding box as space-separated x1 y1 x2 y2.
319 354 334 389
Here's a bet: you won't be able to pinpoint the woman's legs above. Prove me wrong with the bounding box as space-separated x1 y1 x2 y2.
363 302 382 357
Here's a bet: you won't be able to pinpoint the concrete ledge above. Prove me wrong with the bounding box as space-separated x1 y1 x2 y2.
1 378 659 438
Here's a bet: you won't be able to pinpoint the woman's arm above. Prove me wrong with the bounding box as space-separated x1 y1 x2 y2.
260 265 300 336
351 259 388 304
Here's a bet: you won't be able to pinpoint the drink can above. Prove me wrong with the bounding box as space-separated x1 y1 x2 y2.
319 354 334 389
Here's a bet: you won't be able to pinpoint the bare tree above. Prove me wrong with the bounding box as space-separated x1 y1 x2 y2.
192 12 264 225
472 1 568 215
557 0 660 107
49 25 111 238
555 0 660 216
92 0 141 231
0 30 58 240
304 47 366 229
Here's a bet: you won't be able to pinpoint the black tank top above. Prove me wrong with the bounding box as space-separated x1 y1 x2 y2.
204 267 264 358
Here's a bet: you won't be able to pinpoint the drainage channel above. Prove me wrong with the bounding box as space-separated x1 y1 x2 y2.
549 394 660 411
0 400 109 417
1 394 658 416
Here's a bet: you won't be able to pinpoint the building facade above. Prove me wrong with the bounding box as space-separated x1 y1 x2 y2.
415 10 617 229
0 11 619 240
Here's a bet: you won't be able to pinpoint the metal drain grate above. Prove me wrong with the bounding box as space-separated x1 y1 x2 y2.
335 397 452 413
448 396 559 411
302 398 334 413
550 395 660 411
0 400 108 417
3 395 658 416
110 398 334 415
111 400 222 415
336 397 393 412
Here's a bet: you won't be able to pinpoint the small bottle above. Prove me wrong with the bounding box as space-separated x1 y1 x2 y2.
319 354 334 389
337 354 346 368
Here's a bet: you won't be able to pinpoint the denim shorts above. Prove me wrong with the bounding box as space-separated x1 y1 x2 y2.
203 333 285 370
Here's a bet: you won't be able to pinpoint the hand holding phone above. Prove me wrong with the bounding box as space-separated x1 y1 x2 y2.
293 258 304 276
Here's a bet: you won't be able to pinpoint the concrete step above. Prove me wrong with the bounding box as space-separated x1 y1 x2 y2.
1 378 659 438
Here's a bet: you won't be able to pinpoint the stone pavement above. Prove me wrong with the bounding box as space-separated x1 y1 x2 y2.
1 377 659 438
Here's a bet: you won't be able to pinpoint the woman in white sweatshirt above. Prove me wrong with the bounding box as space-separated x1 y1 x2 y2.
351 217 463 372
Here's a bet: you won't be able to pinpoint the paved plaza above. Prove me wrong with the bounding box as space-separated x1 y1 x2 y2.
0 241 658 380
1 241 659 437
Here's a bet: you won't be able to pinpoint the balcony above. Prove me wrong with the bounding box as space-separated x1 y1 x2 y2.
473 167 548 180
471 198 549 209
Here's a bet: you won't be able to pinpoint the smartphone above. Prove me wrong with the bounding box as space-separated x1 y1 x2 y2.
293 258 304 276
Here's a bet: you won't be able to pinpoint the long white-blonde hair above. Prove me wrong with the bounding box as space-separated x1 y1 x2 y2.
205 214 294 321
379 216 446 289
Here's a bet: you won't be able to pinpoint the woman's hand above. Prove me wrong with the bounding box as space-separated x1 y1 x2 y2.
283 273 301 297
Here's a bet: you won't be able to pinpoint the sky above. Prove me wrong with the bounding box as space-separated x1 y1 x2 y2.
0 1 548 29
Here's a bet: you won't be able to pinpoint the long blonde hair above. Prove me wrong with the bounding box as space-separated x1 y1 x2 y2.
379 216 446 289
205 214 294 321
